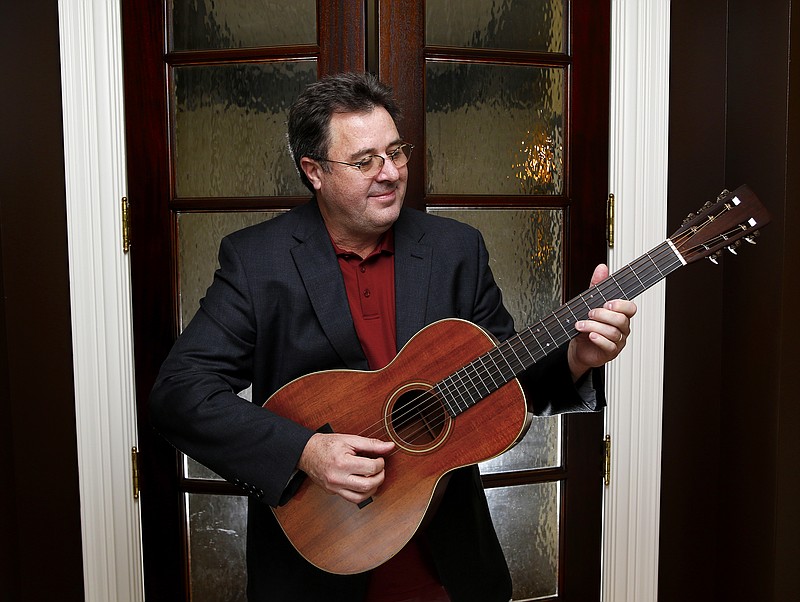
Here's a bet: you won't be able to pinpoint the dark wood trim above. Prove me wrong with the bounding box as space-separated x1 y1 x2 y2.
426 46 571 67
1 1 85 599
318 0 366 75
170 196 310 211
378 0 426 209
565 0 611 299
166 45 320 66
482 466 568 489
122 0 186 598
559 411 605 600
425 195 571 209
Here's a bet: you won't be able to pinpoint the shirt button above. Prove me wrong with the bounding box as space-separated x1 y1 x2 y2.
363 289 371 298
360 266 366 273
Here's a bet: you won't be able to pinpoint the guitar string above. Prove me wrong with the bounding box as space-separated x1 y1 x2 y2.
385 232 691 436
345 211 749 453
355 219 743 452
370 220 747 452
351 238 682 450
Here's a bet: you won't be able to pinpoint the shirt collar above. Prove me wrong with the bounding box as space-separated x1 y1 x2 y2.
331 227 395 260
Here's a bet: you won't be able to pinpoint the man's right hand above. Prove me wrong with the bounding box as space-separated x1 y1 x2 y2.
297 433 396 504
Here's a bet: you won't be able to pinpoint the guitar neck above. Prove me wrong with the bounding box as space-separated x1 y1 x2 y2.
437 239 685 417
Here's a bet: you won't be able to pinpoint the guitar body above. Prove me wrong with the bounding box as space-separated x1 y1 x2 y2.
265 318 530 575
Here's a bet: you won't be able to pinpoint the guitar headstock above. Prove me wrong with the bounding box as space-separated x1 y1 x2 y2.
669 184 771 265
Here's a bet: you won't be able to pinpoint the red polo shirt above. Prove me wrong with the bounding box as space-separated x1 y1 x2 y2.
331 229 450 602
332 229 397 371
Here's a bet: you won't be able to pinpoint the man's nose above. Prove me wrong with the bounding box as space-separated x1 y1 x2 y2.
375 155 401 181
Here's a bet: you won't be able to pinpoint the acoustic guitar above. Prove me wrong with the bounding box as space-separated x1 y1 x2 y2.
264 184 770 575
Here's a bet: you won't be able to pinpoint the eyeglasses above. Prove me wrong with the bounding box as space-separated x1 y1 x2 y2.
315 143 414 178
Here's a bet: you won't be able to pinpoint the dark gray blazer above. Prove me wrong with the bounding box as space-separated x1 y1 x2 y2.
150 200 604 601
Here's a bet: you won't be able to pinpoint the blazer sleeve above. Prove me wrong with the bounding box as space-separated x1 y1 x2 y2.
149 234 315 507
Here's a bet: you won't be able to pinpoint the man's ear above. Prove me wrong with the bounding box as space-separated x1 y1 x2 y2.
299 157 323 191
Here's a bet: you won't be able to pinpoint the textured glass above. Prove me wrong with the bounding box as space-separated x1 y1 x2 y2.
183 485 558 602
173 61 315 198
426 0 565 52
172 0 316 50
178 211 284 480
486 482 560 600
186 494 247 602
426 62 564 195
428 208 563 472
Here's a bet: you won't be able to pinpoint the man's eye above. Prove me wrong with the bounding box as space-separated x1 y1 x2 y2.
356 156 375 169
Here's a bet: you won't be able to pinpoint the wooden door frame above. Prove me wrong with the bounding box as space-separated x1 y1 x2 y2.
59 1 668 600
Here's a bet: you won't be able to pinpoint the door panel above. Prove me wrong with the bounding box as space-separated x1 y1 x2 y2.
171 0 317 49
426 0 565 52
172 62 315 198
123 1 609 599
425 62 565 196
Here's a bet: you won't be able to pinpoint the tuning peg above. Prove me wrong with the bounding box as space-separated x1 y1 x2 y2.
725 239 742 254
744 231 760 244
716 189 731 201
682 212 696 225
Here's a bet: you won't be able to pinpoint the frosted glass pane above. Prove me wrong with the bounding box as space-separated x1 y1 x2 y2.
184 485 558 602
178 211 284 480
173 61 315 198
172 0 316 50
186 494 247 602
426 0 565 52
426 62 564 195
486 482 560 600
428 208 563 472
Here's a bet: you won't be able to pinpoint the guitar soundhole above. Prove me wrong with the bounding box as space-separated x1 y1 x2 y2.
389 387 448 451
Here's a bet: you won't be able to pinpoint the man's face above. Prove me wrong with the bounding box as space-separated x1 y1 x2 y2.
302 107 408 251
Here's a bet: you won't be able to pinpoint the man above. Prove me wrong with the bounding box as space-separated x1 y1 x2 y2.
150 72 636 601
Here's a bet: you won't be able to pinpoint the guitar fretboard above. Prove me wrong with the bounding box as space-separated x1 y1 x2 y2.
435 239 685 417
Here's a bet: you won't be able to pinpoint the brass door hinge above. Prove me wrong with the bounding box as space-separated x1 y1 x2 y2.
603 434 611 486
131 446 140 500
606 193 615 249
122 196 131 253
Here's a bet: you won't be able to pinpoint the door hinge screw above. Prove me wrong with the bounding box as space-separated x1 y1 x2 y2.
131 446 140 499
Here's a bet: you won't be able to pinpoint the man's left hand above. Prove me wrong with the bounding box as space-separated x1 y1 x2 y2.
568 264 638 381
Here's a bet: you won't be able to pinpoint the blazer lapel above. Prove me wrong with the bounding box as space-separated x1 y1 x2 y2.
394 210 432 349
290 203 368 370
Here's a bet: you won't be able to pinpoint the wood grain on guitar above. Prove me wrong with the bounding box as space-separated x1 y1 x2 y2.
264 184 770 575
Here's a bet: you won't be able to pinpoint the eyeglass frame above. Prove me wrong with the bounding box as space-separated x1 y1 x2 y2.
311 143 414 177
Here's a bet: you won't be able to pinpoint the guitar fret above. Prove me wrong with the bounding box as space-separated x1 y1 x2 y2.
492 345 517 381
608 273 627 299
466 362 491 400
646 249 667 277
441 372 469 415
505 341 527 374
628 264 646 292
516 334 538 366
436 380 459 417
479 354 503 388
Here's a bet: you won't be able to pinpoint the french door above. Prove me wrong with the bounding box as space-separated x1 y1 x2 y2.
122 1 610 600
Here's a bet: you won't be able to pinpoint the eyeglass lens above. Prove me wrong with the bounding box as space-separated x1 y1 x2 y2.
360 144 413 176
